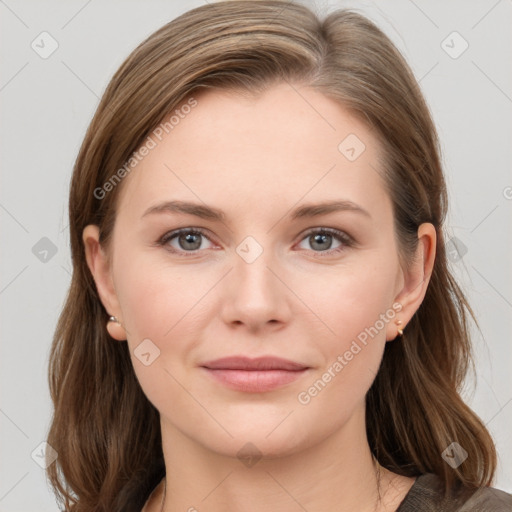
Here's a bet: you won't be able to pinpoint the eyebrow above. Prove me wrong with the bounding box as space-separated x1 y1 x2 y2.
141 199 371 221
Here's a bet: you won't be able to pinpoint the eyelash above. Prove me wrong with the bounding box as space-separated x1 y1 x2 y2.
157 227 354 258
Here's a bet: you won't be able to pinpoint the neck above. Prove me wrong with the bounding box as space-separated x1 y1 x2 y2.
155 407 408 512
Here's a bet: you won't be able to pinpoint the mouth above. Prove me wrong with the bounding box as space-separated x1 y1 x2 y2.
199 356 311 393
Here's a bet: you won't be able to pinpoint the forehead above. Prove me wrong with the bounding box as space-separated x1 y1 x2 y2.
116 82 389 224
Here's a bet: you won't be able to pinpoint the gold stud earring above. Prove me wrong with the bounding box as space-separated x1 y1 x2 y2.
396 320 404 337
107 315 126 341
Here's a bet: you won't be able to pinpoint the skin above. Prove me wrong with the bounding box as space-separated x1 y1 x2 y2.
84 82 436 512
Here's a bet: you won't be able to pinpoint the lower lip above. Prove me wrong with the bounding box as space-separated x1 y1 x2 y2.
201 368 309 392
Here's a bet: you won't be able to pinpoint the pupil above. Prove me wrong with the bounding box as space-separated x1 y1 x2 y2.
312 234 331 251
181 233 201 250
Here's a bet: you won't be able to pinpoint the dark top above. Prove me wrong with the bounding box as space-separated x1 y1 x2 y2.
134 471 512 511
396 473 512 511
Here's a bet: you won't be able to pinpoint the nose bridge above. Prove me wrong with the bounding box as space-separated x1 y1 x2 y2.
222 233 289 328
234 233 278 303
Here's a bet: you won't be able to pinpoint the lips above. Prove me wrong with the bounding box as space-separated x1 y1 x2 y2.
199 356 310 392
200 356 308 371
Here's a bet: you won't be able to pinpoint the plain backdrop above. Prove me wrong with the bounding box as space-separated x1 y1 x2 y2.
1 0 511 510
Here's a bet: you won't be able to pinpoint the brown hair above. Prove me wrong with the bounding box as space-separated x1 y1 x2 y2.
46 1 497 510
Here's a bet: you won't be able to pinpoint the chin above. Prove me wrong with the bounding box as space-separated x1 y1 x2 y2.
197 420 316 462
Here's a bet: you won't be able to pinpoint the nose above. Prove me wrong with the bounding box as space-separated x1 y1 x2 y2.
220 241 291 333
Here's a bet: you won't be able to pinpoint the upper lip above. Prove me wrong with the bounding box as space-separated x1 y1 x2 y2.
200 356 309 371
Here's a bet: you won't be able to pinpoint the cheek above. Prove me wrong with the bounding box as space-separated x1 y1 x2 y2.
112 234 201 329
298 260 396 399
113 260 203 409
113 252 215 378
306 258 397 344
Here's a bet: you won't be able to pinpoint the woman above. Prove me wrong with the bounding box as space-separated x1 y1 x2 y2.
46 1 512 510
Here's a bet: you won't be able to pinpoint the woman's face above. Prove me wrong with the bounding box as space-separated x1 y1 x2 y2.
86 82 425 459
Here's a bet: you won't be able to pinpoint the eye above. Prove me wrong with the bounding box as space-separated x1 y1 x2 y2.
157 226 353 258
158 228 215 255
296 228 353 256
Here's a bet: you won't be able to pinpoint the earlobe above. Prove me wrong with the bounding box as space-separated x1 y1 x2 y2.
387 222 437 341
106 316 127 341
82 225 127 341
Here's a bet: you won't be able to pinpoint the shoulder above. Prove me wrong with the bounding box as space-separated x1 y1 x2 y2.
459 485 512 511
396 473 512 512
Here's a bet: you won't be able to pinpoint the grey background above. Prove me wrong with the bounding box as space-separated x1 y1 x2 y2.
1 0 511 509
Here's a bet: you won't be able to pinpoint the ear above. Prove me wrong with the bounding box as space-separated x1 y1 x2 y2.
386 222 436 341
82 224 127 341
